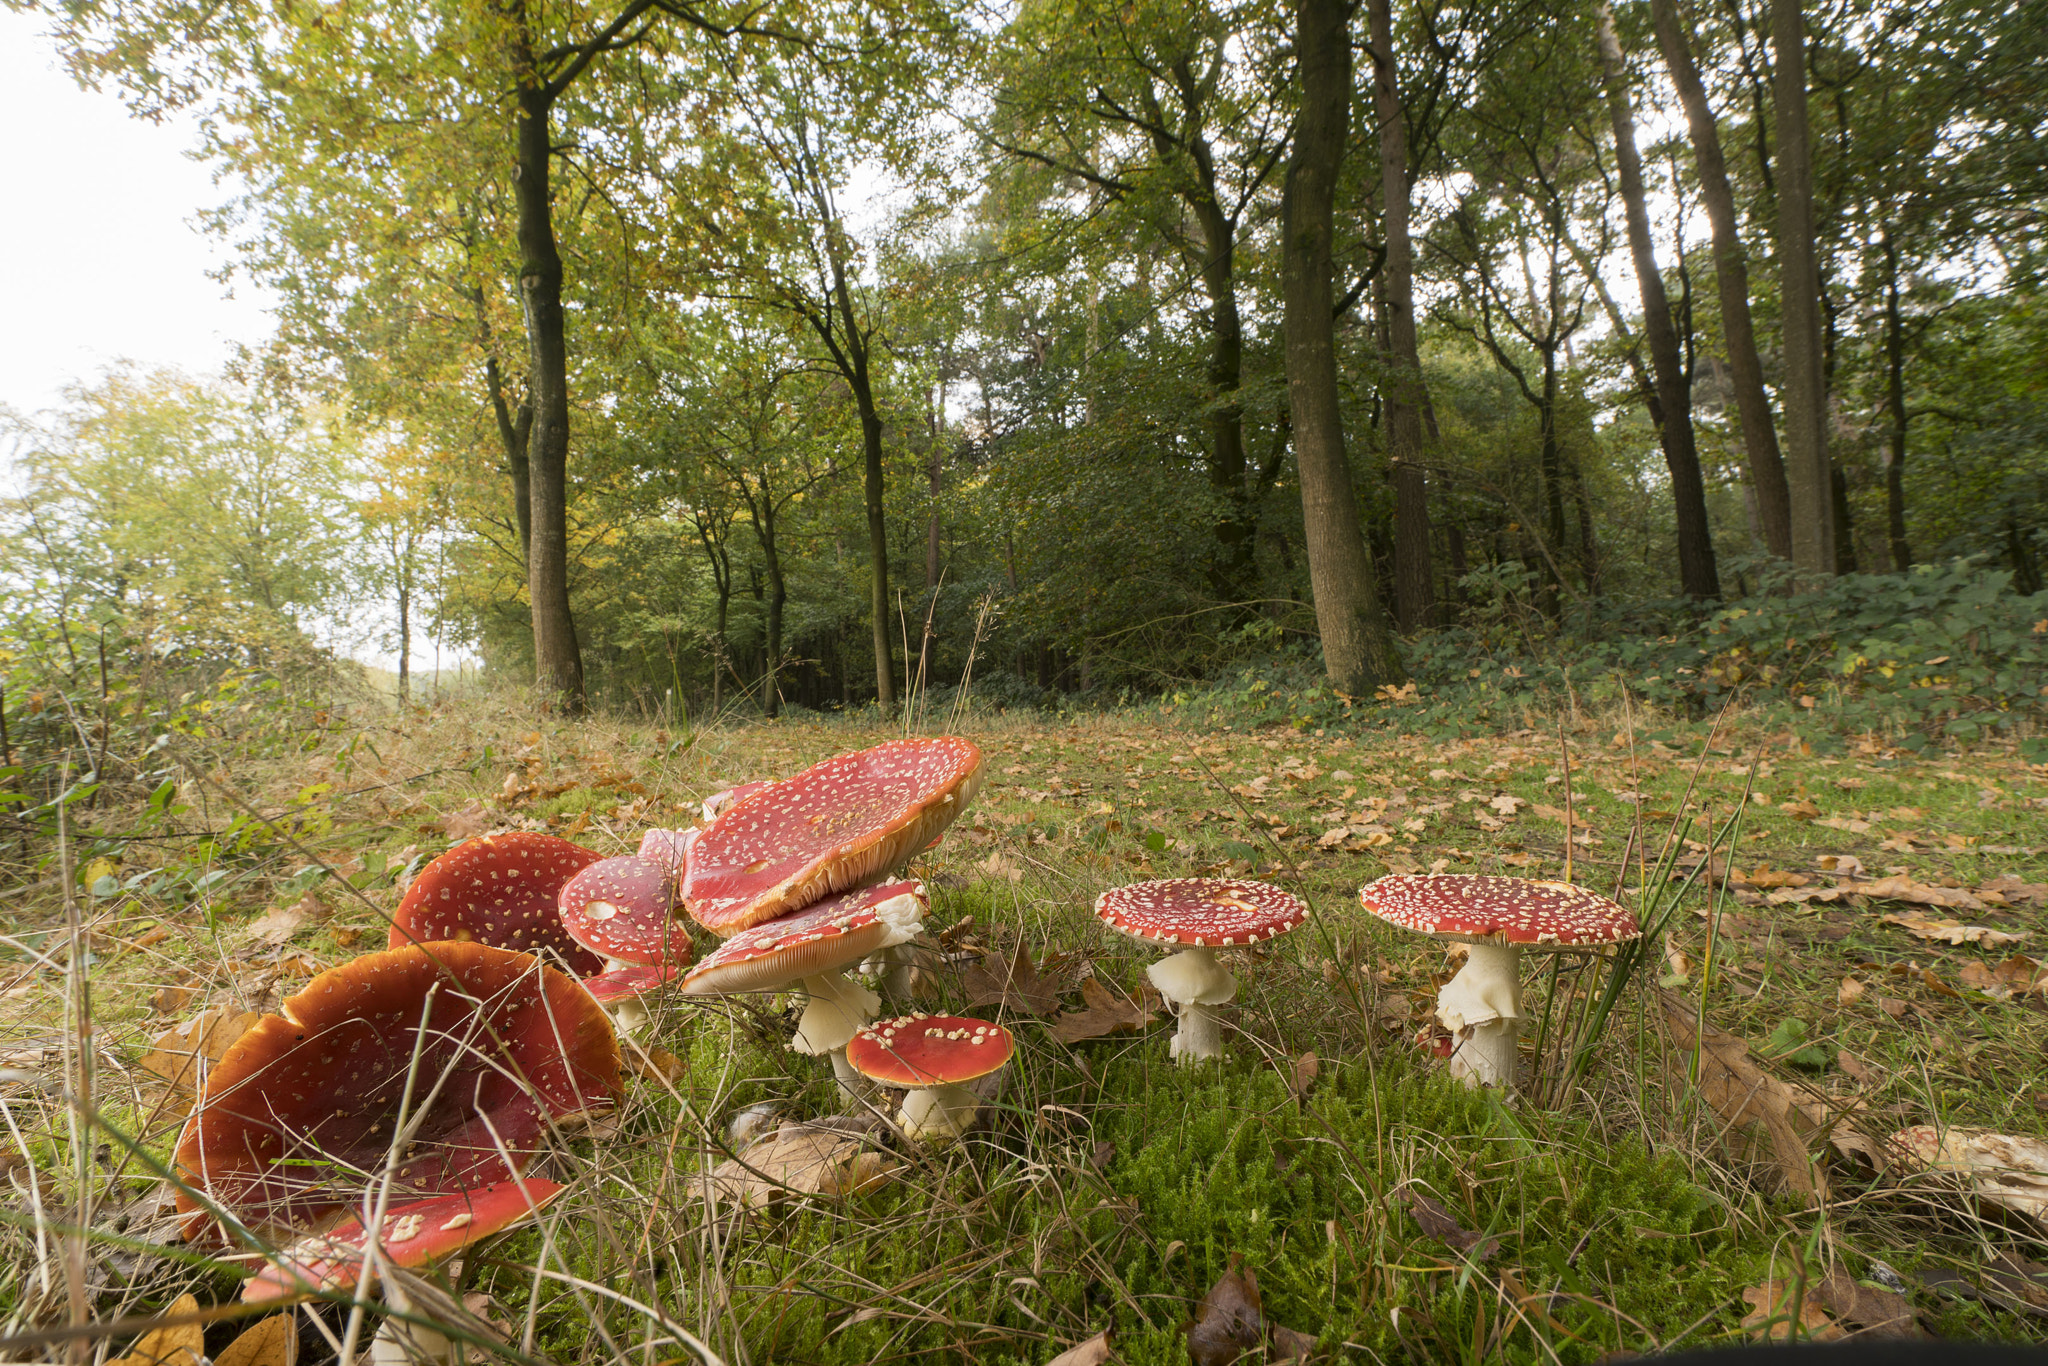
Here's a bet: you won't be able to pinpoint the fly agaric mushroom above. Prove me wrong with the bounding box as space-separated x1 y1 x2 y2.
1359 874 1640 1090
558 854 693 1036
1095 879 1307 1064
700 781 773 824
390 833 605 977
845 1014 1014 1143
681 881 926 1093
242 1177 565 1303
176 943 620 1238
681 738 981 936
637 826 697 878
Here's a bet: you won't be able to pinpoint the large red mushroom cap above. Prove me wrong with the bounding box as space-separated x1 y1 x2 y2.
1095 878 1307 947
241 1178 565 1303
176 943 620 1237
390 833 606 976
682 739 981 935
558 855 691 968
582 959 683 1006
1359 874 1640 947
681 882 926 995
844 1014 1014 1088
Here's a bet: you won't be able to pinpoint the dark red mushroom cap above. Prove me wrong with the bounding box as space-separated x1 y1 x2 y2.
583 959 683 1005
1359 874 1640 947
176 943 620 1237
844 1014 1014 1087
681 881 926 995
558 855 691 968
637 827 696 878
1095 878 1307 947
700 781 773 824
390 833 606 976
682 739 981 936
241 1178 565 1302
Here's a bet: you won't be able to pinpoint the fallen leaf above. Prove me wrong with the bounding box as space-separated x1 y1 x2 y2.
332 926 364 949
108 1293 206 1366
701 1126 896 1209
440 800 490 841
1315 827 1349 849
1878 996 1911 1020
1741 1280 1845 1342
1289 1051 1319 1101
1780 799 1822 820
1981 875 2048 908
1880 911 2029 949
1959 955 2046 1000
1838 977 1866 1006
1270 1323 1319 1361
1090 1140 1115 1171
1399 1188 1499 1260
1044 1330 1116 1366
1814 1269 1923 1338
1187 1259 1266 1366
629 1044 687 1083
1861 875 1988 912
150 984 196 1015
1047 976 1162 1042
1889 1125 2048 1226
1815 854 1865 877
1487 793 1527 816
961 942 1061 1016
245 892 320 948
1816 817 1872 833
138 1009 262 1093
1837 1051 1881 1088
977 850 1025 884
214 1313 298 1366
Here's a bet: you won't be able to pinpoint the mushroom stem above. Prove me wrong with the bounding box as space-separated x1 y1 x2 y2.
1435 941 1524 1089
898 1083 981 1142
828 1047 873 1102
792 972 881 1104
1147 947 1237 1065
862 942 918 1006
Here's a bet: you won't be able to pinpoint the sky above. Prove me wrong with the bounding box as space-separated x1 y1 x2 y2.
1 10 278 420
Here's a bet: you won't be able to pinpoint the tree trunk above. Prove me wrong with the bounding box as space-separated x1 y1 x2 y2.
1597 1 1720 600
1650 0 1794 559
396 571 411 706
1368 0 1434 631
1284 0 1404 694
1187 194 1258 601
511 64 585 711
759 498 785 720
484 352 533 567
1770 0 1834 576
1882 233 1911 570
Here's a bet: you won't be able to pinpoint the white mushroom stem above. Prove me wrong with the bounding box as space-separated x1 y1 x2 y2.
790 971 881 1100
1146 947 1238 1065
861 941 919 1005
371 1315 454 1366
1434 941 1524 1089
601 957 651 1039
898 1083 982 1142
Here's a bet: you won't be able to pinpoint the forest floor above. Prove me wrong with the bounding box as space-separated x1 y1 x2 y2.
4 684 2048 1364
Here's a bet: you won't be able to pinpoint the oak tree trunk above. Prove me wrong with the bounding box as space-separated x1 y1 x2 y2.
1284 0 1405 693
1650 0 1794 559
1771 0 1835 576
1597 2 1720 599
1883 234 1912 569
1368 0 1435 631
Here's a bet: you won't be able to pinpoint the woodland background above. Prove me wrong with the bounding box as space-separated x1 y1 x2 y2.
1 0 2044 744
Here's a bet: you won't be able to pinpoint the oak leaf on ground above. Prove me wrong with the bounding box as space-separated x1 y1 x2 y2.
1047 976 1161 1042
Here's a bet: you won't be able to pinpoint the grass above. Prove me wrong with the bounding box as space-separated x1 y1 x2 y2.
3 680 2047 1362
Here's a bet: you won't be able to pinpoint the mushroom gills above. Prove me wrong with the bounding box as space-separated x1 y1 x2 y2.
1146 947 1238 1064
898 1082 983 1141
1434 940 1523 1088
791 971 882 1099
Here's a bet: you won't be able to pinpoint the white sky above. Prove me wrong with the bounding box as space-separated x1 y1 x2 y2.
1 10 278 419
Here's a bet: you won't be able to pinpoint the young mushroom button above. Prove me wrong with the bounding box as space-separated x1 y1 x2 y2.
1359 874 1640 1090
1095 879 1307 1064
846 1014 1014 1143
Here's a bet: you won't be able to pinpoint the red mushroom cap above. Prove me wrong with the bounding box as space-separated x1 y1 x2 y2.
558 855 691 968
583 958 683 1005
241 1178 565 1303
682 739 981 935
844 1014 1014 1087
636 827 697 878
1359 874 1640 947
700 781 774 825
176 943 620 1237
390 833 606 977
1094 878 1307 947
681 881 926 995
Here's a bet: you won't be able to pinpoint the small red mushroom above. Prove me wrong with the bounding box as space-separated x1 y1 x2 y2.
681 738 981 936
389 833 605 977
176 943 620 1238
845 1014 1014 1142
557 854 693 1036
1095 879 1306 1064
242 1177 565 1302
1360 874 1640 1089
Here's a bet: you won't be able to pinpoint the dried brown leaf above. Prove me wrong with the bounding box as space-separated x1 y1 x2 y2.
439 800 490 841
1188 1259 1266 1366
138 1009 261 1093
213 1313 298 1366
244 893 320 948
108 1294 206 1366
1889 1125 2048 1225
1044 1329 1116 1366
1880 910 2028 948
1741 1280 1845 1341
1288 1052 1319 1102
701 1127 895 1209
1269 1323 1319 1362
1048 976 1162 1042
1814 1270 1923 1339
1861 875 1989 912
1399 1188 1499 1260
149 984 195 1015
961 942 1061 1016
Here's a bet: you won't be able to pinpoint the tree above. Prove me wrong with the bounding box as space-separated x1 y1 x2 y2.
1771 0 1836 575
1282 0 1404 690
